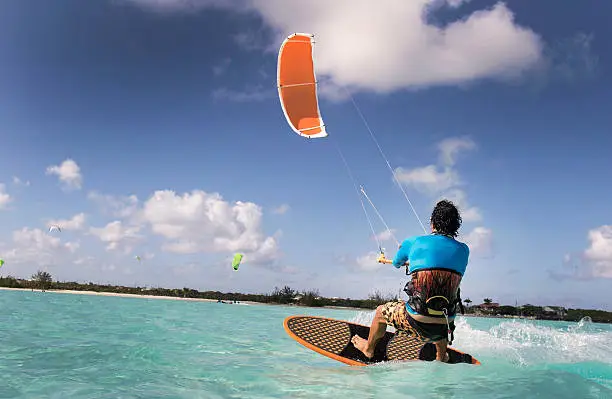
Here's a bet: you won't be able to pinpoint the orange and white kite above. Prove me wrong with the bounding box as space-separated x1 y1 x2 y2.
277 33 327 139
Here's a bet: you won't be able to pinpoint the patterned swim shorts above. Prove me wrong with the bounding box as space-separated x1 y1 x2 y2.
380 300 454 343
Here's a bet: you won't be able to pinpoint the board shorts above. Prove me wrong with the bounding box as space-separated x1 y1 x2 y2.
380 300 455 343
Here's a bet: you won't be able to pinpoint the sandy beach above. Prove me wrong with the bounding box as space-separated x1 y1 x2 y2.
0 287 371 311
0 287 265 305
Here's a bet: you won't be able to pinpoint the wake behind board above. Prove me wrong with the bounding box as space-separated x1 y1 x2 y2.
284 315 480 366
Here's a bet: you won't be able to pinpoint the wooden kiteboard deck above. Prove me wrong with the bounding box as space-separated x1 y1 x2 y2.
283 315 480 366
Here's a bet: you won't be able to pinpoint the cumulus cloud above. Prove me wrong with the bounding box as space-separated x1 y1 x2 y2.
47 213 87 231
87 191 140 218
89 221 143 254
584 225 612 278
389 136 491 261
463 226 493 257
353 136 488 266
140 189 281 265
442 189 482 223
394 165 460 195
0 184 12 209
355 251 385 272
126 0 547 94
272 204 290 215
395 136 481 223
1 227 80 266
438 137 477 167
12 176 30 187
374 229 398 243
74 255 95 266
45 159 83 190
549 225 612 281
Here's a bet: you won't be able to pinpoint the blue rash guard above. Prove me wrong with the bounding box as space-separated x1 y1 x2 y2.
392 234 470 315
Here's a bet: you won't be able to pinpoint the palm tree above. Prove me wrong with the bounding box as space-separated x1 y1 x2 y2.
483 298 493 304
464 298 472 307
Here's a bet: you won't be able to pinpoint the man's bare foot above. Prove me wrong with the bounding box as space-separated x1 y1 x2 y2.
351 335 374 359
436 351 450 363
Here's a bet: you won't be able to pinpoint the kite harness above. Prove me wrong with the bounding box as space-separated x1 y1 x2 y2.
402 266 465 345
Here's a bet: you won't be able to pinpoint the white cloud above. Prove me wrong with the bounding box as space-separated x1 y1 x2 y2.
355 251 385 272
74 256 95 266
45 159 83 190
89 221 142 253
463 226 493 257
87 191 140 218
0 184 12 209
442 189 482 223
64 241 81 253
1 227 80 266
584 225 612 278
141 189 281 265
47 213 87 231
125 1 595 99
12 176 30 187
272 204 290 215
374 229 397 243
438 137 477 166
395 165 460 195
254 0 542 93
395 137 482 224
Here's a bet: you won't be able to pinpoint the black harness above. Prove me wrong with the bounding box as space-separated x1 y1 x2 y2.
403 267 465 345
403 267 465 318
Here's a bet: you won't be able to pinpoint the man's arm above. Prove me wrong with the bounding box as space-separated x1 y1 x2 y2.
392 238 414 268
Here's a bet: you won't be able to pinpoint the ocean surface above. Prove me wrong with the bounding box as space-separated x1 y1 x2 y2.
0 290 610 398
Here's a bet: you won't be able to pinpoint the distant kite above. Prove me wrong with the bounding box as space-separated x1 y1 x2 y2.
0 259 4 268
48 225 62 233
232 254 244 271
135 255 141 262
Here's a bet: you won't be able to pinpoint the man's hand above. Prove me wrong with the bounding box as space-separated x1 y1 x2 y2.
377 254 394 264
377 253 409 267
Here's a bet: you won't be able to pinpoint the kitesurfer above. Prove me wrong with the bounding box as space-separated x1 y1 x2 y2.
351 200 469 362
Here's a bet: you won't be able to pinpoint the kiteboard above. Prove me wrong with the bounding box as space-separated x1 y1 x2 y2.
283 315 480 366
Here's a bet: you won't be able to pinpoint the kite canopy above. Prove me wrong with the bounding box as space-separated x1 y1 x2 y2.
277 33 327 139
48 225 61 233
232 253 243 271
0 259 4 268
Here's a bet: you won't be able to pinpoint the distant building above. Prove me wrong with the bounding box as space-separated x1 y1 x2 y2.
479 302 500 309
474 302 500 312
541 306 567 320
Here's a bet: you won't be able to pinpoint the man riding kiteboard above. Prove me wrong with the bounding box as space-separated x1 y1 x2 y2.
351 200 470 362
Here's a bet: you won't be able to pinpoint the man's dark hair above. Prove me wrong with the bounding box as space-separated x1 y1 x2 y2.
430 200 462 237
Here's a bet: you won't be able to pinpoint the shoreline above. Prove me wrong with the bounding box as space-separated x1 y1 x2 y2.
0 288 606 323
0 287 365 311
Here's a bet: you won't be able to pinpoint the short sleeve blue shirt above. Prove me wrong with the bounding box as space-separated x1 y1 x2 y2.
392 234 469 275
392 234 469 315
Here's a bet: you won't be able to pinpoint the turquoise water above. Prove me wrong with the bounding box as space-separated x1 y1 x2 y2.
0 290 611 398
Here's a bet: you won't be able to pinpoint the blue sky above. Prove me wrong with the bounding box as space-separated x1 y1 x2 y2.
0 0 610 309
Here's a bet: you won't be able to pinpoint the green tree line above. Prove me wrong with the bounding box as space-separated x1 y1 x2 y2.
1 273 610 323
